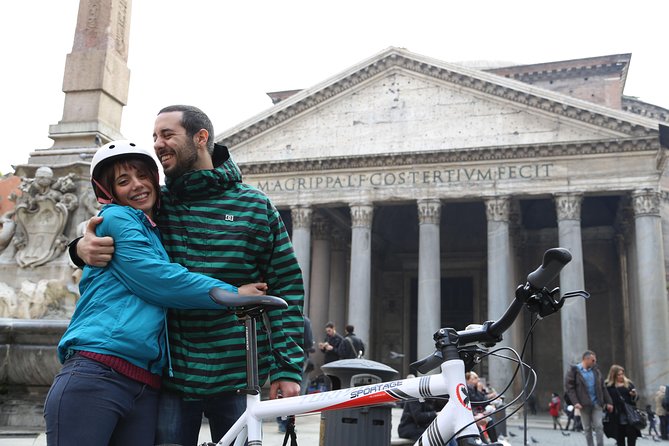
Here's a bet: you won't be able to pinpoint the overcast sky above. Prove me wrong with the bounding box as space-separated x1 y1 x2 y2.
1 0 668 175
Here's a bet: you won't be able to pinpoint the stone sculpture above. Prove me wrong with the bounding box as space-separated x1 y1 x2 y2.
11 167 79 268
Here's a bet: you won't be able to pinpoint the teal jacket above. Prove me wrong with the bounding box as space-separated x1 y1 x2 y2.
58 204 237 374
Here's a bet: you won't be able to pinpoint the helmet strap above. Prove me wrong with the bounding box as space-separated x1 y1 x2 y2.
92 178 114 204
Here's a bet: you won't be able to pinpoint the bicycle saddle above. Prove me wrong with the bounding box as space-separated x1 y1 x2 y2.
209 287 288 313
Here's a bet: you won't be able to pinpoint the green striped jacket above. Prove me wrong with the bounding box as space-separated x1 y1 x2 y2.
157 153 305 398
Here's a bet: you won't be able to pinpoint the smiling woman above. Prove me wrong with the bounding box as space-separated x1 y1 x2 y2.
91 141 160 218
90 140 161 219
43 139 267 446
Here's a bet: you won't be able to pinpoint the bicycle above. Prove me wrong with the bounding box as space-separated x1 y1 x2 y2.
206 247 588 445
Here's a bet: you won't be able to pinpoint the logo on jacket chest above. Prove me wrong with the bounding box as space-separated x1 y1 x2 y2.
225 215 234 222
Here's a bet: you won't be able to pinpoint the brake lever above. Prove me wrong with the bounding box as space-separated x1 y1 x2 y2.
562 290 590 300
525 287 589 319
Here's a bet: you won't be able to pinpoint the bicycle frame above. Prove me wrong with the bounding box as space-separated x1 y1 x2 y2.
209 247 583 446
216 357 479 446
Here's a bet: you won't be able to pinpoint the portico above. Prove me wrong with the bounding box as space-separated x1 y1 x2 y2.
217 47 669 402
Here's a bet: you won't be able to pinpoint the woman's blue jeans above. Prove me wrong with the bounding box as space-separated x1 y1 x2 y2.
44 354 159 446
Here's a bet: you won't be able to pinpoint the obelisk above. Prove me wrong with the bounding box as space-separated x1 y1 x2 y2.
28 0 132 167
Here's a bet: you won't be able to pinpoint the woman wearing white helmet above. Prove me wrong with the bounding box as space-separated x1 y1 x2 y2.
44 140 267 446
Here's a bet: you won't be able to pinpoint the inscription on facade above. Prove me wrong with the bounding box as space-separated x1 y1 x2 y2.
255 163 554 192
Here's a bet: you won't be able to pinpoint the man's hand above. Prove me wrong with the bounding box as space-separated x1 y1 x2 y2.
238 283 268 295
77 216 114 267
269 380 300 399
605 403 613 413
575 403 583 410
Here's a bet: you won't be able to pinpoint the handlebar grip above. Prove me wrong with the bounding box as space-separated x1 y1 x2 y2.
526 248 572 289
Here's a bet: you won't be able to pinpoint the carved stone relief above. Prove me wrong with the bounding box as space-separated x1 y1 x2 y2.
11 167 79 267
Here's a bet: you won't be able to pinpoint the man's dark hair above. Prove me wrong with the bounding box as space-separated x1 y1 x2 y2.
325 321 335 329
582 350 595 359
158 105 215 155
345 324 354 334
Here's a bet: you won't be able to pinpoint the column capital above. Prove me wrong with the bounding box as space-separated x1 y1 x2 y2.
484 196 510 222
631 189 661 217
290 205 312 229
555 192 583 221
417 199 442 225
349 203 374 228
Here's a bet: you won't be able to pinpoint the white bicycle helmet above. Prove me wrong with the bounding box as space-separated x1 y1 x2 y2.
90 140 159 204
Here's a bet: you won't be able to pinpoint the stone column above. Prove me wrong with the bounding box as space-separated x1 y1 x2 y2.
328 228 348 331
631 189 669 400
485 196 514 391
508 200 524 364
291 205 312 312
555 193 588 371
309 215 331 349
348 203 373 350
614 205 636 380
416 199 442 361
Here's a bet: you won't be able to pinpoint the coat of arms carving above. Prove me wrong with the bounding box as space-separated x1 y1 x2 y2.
12 167 79 267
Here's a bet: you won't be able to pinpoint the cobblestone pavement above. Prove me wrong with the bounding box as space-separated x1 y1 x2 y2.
1 410 665 445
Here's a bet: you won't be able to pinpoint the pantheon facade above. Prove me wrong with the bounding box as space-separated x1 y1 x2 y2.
216 48 669 403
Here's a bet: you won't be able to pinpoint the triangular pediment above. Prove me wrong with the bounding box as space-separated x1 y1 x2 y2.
218 47 659 164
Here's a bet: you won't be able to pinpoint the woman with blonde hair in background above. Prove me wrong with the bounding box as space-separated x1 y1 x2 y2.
604 365 641 446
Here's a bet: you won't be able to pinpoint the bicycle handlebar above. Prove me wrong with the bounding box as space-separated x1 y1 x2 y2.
413 248 574 373
467 247 572 343
526 247 572 290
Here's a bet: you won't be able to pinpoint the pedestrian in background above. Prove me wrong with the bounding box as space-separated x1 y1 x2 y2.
549 392 563 430
646 404 660 441
318 322 344 363
655 385 668 440
564 350 613 446
564 402 576 431
340 324 365 359
604 364 641 446
466 371 499 443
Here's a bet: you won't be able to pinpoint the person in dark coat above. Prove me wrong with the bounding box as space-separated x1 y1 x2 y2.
646 404 660 440
318 321 344 363
398 394 452 444
338 324 365 359
466 371 499 442
604 364 641 446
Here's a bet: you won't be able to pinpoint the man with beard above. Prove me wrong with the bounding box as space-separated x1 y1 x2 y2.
71 105 305 446
564 350 614 446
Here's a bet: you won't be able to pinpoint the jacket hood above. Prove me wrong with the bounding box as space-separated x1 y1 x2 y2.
163 147 242 201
